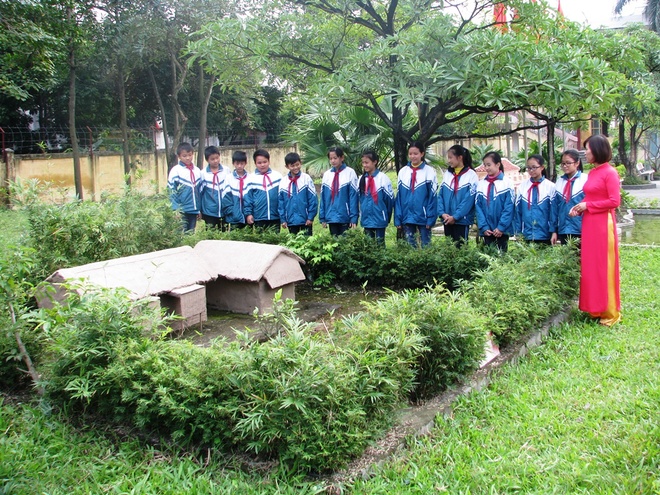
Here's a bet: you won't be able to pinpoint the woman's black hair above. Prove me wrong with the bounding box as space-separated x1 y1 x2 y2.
561 149 583 172
359 149 379 195
408 141 426 156
583 135 612 164
327 146 345 159
448 144 473 169
483 151 504 173
528 154 547 178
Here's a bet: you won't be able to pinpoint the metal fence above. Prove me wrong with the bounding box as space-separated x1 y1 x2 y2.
0 125 287 156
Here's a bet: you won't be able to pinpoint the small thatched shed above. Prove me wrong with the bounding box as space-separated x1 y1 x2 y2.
41 246 214 330
193 240 305 314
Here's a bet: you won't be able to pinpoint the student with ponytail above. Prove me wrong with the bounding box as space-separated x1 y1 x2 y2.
358 150 394 244
394 142 438 247
551 149 587 245
475 151 515 252
438 145 479 244
514 154 556 243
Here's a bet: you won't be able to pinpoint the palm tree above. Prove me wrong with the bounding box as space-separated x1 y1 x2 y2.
615 0 660 32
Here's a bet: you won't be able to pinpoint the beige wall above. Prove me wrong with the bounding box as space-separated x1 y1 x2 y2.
4 145 297 202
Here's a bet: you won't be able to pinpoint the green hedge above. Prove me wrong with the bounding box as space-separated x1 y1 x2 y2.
21 245 578 472
24 192 183 284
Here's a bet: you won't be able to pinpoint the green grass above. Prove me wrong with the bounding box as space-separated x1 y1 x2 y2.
0 206 658 493
0 209 27 246
351 246 660 494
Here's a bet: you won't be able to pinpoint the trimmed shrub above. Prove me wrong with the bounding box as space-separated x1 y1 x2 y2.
352 287 488 400
32 283 424 472
464 243 580 346
24 192 183 283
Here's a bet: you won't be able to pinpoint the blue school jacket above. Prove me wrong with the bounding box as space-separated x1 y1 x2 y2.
358 170 394 229
394 162 438 227
244 169 283 222
552 171 587 236
437 167 479 226
199 164 228 218
167 162 202 214
278 172 318 226
475 173 515 236
514 177 556 241
221 171 249 224
319 164 359 224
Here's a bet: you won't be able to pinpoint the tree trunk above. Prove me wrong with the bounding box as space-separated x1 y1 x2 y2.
618 118 634 176
67 9 83 200
147 66 171 170
630 123 638 167
118 57 131 185
197 65 215 170
547 119 556 181
169 50 188 167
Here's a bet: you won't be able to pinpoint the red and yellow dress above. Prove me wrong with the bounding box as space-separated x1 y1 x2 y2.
579 162 621 326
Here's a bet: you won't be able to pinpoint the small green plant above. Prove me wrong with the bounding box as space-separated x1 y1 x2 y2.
251 289 300 339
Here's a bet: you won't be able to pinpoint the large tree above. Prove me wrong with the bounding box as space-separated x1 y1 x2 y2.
192 0 624 170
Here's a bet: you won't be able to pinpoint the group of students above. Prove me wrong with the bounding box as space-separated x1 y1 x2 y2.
168 136 621 326
166 141 587 251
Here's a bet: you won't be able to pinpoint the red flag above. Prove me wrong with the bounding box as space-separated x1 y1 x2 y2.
494 3 507 32
557 0 563 16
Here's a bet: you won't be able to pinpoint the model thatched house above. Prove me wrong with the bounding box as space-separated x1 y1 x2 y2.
40 241 306 330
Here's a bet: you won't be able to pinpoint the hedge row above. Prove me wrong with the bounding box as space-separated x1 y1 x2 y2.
20 244 578 473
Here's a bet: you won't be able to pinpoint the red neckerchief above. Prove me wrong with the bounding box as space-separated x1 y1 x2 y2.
527 180 541 210
563 174 576 203
288 173 300 197
237 173 246 205
331 167 341 202
211 169 220 189
410 165 419 193
366 173 378 204
185 163 196 186
262 171 272 190
451 167 469 194
486 175 499 206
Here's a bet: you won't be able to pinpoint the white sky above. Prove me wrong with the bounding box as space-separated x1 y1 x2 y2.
557 0 646 28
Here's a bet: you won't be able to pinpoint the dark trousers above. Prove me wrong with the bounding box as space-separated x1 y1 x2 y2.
402 224 432 247
328 223 350 236
182 213 198 233
483 234 509 252
228 223 246 231
288 224 313 236
444 223 470 245
558 233 581 246
364 227 386 244
202 214 225 231
254 220 281 232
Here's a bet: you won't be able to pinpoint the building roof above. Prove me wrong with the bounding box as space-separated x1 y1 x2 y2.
193 240 305 288
44 241 306 304
46 246 215 300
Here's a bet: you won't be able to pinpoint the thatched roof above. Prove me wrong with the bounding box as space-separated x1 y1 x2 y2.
193 240 305 289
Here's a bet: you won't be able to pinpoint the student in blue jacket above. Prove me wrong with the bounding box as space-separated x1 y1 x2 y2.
475 151 515 252
221 150 249 230
514 154 555 243
167 142 201 233
358 150 394 245
199 145 227 230
244 149 282 232
551 149 587 246
319 146 359 236
438 145 479 245
278 152 318 236
394 142 438 247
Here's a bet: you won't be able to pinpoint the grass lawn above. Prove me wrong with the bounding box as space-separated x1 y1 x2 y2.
0 203 658 494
